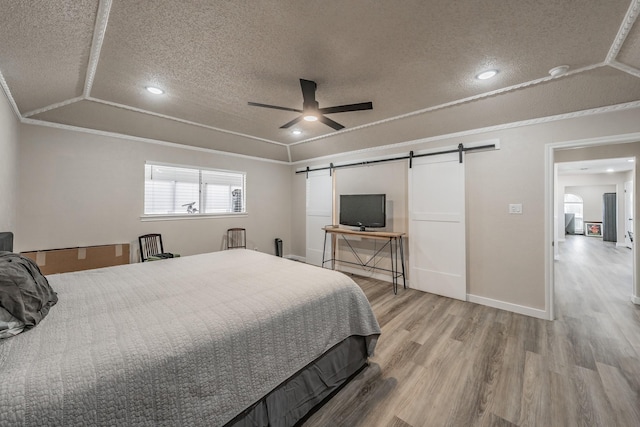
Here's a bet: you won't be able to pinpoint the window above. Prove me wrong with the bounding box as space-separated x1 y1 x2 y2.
564 193 583 234
144 163 245 216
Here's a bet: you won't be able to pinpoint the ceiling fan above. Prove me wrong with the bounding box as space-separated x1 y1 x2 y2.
248 79 373 131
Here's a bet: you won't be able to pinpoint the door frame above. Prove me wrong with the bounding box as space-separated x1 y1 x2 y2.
545 131 640 319
624 180 633 249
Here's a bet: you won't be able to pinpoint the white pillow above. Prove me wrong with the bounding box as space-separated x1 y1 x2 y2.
0 306 25 339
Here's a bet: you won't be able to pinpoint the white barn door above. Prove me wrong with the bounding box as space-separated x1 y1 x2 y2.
306 170 332 266
409 153 466 300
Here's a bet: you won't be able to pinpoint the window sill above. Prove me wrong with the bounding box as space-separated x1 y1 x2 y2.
140 213 248 222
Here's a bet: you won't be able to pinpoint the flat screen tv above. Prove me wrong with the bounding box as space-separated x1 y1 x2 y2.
339 194 386 231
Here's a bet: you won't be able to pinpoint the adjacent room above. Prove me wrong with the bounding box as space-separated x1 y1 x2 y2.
1 1 640 426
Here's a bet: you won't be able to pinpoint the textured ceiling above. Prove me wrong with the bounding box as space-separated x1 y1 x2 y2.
1 0 640 162
557 158 635 175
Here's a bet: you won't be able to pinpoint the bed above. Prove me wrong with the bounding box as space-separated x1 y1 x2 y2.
0 249 380 426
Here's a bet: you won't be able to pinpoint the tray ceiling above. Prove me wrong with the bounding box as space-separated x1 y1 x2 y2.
1 0 640 162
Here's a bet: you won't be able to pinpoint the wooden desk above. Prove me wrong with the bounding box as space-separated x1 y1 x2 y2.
321 227 406 294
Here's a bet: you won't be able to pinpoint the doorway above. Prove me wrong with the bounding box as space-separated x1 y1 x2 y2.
546 135 640 320
554 158 635 321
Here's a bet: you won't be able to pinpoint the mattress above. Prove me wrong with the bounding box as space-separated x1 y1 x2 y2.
0 249 380 426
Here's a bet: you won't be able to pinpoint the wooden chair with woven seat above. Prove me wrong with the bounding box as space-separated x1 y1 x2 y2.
227 228 246 249
138 233 178 262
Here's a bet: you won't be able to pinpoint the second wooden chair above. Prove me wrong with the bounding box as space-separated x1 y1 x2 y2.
227 228 246 249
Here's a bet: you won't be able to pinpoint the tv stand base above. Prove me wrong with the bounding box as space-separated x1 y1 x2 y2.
321 227 406 294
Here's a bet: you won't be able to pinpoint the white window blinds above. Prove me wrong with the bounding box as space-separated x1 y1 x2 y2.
144 163 246 216
202 170 245 213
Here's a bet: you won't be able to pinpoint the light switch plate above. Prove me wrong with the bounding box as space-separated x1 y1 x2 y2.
509 203 523 214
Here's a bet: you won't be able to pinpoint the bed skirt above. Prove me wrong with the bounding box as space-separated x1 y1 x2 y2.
225 334 376 427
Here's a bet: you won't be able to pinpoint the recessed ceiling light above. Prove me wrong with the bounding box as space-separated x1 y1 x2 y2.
292 130 302 135
606 168 614 173
303 114 318 122
145 86 164 95
476 70 498 80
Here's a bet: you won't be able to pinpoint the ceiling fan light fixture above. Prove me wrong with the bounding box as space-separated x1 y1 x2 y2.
145 86 164 95
248 78 372 131
476 69 499 80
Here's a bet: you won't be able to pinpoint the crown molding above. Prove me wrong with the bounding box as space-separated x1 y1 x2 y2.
606 0 640 63
0 70 21 120
23 96 85 118
84 0 112 97
290 62 607 147
291 100 640 164
21 117 290 165
608 60 640 79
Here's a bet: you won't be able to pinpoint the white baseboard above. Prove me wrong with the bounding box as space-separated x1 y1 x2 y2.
632 295 640 305
467 293 549 320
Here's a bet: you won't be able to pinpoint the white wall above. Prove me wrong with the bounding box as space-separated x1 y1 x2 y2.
0 88 19 234
16 124 292 261
291 106 640 316
566 185 615 224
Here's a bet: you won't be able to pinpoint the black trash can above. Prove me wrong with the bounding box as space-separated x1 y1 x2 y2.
275 238 283 257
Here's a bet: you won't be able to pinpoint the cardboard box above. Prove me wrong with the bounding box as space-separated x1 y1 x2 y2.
21 244 130 275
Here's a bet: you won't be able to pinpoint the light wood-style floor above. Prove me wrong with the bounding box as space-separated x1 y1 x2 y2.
304 235 640 426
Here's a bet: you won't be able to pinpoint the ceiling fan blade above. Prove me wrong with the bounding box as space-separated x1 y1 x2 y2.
248 102 302 113
319 102 373 115
318 115 345 131
300 79 317 104
280 115 304 129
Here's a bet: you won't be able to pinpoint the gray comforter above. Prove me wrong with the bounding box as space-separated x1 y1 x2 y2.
0 250 380 426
